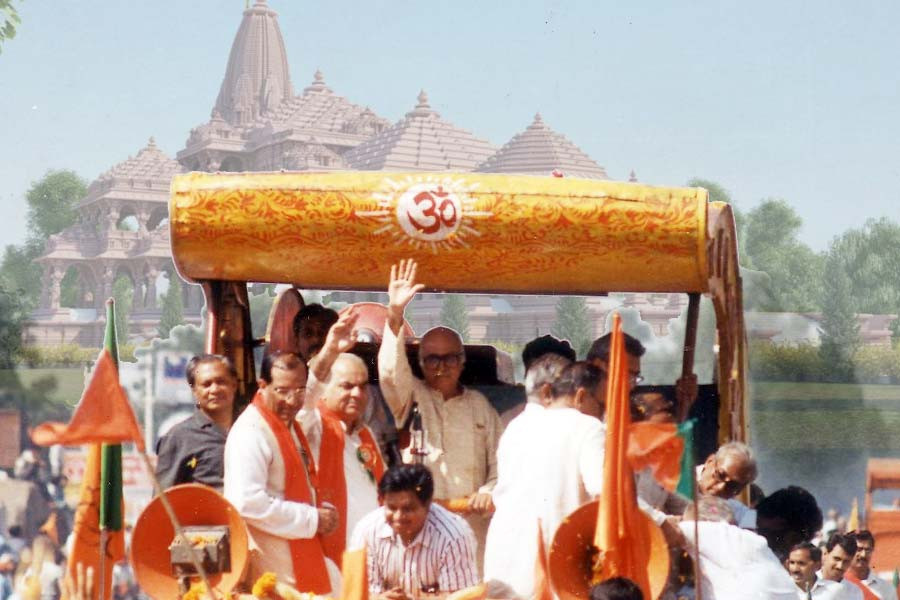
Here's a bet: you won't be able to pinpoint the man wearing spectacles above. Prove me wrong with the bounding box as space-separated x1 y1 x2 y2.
584 332 646 421
378 259 502 572
696 442 759 528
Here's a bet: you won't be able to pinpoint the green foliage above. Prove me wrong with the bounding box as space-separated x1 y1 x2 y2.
852 345 900 383
158 272 185 338
59 267 80 308
17 344 99 367
551 296 592 358
818 251 860 381
112 276 133 344
25 170 88 241
0 282 28 369
0 0 21 54
439 294 470 342
740 199 823 312
0 240 43 309
749 341 826 382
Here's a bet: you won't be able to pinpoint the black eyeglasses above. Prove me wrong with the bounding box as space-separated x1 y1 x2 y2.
422 352 464 370
713 457 748 496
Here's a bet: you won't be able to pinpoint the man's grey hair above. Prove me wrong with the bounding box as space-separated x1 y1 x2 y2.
685 495 737 525
335 352 368 372
524 353 573 401
716 441 758 482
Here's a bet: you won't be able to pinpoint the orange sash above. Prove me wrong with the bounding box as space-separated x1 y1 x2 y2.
316 403 386 564
844 572 880 600
251 393 331 594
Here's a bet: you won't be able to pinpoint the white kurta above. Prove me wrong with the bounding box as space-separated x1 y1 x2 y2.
679 520 798 600
483 403 605 599
298 403 380 544
857 573 899 600
806 572 865 600
224 404 340 591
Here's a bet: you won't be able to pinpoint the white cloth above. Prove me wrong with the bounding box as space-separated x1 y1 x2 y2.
378 324 502 500
483 403 605 599
806 572 865 600
857 573 899 600
224 404 334 589
680 520 798 600
350 503 479 595
298 403 380 544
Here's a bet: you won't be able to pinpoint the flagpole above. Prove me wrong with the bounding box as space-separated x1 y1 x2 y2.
98 527 106 600
136 450 217 600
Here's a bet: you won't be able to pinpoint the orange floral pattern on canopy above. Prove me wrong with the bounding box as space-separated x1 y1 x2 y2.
170 171 709 294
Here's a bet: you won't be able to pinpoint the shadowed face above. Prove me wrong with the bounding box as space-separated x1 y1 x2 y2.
851 538 873 577
420 329 464 397
296 315 334 361
698 452 754 499
322 356 369 425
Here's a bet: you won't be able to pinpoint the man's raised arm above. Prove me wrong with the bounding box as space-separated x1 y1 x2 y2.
378 259 425 423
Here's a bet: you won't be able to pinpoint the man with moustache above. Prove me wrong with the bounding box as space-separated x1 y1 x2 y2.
786 542 822 598
818 533 864 600
155 354 237 491
845 530 897 600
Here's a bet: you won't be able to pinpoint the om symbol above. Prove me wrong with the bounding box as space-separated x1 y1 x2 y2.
396 183 463 241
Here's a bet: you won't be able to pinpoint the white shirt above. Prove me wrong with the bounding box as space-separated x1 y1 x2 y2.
350 503 479 595
854 573 899 600
298 403 380 544
483 403 605 599
805 572 864 600
377 325 502 500
693 465 757 527
680 520 798 600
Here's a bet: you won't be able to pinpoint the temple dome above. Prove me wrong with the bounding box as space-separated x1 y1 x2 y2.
343 90 496 171
214 0 294 127
476 113 608 179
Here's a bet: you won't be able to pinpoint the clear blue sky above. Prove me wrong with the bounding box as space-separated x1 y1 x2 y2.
2 0 898 251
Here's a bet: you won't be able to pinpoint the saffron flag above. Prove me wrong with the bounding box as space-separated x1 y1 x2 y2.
340 548 368 600
534 520 552 600
847 497 860 532
593 314 657 599
627 419 695 495
34 300 133 600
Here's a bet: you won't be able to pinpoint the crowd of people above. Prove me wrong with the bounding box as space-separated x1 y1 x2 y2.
7 257 896 599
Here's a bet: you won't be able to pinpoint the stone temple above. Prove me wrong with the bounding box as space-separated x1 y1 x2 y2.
23 0 693 348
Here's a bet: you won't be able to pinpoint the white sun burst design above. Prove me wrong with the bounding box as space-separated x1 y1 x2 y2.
357 175 493 252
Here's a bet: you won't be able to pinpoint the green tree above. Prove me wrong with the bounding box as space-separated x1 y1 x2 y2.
158 272 185 338
818 251 860 381
552 296 592 358
440 294 470 342
112 276 133 343
26 170 88 241
0 240 43 309
0 0 21 54
740 199 823 312
249 287 277 339
0 281 27 368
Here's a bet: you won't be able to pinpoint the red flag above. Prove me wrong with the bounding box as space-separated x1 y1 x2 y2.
534 520 553 600
31 349 144 451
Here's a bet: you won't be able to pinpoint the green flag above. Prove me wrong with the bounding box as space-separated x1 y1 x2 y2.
99 299 124 531
893 567 898 589
675 419 696 499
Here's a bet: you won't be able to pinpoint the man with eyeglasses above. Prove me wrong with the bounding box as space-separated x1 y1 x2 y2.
224 351 341 594
585 332 646 421
696 442 759 529
377 259 502 572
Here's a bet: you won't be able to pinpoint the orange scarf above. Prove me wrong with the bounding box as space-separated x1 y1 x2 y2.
316 402 386 564
844 572 880 600
251 393 331 594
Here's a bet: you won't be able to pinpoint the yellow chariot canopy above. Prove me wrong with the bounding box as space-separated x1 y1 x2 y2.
170 171 710 295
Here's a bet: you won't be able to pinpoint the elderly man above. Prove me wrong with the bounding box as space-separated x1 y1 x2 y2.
224 351 339 594
818 533 864 600
155 354 237 491
695 441 758 528
350 464 478 599
377 259 502 567
300 310 386 565
845 530 898 600
484 357 606 599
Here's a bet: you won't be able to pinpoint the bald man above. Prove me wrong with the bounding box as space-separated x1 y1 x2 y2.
377 259 502 571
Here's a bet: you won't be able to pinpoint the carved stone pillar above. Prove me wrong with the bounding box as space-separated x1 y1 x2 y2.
39 265 52 309
100 264 115 308
132 266 145 312
48 265 63 310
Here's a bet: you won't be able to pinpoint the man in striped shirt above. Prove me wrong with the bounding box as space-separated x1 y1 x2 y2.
350 464 479 599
